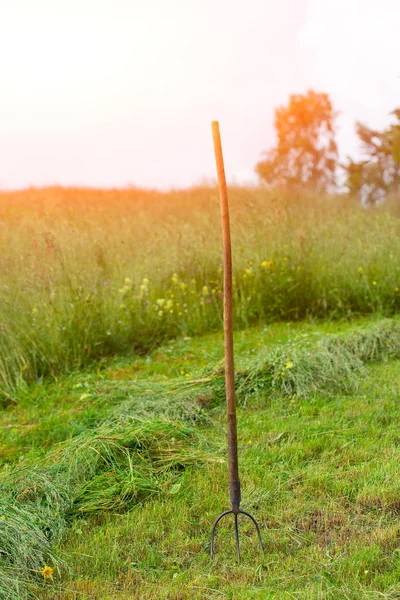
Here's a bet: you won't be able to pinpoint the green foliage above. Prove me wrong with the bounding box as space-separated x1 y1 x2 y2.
256 90 338 191
345 110 400 205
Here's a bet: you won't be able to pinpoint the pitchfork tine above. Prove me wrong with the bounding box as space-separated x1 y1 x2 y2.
209 509 264 561
239 509 264 553
234 512 240 561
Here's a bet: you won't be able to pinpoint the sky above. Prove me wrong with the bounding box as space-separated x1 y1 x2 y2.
0 0 399 190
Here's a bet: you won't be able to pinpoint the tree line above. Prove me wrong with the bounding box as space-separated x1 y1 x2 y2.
255 90 400 205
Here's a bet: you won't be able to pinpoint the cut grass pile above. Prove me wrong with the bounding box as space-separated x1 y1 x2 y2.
1 186 400 400
1 418 210 599
206 318 400 400
3 317 400 598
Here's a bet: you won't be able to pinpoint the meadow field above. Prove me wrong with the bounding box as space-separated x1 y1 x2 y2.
1 186 400 402
2 187 400 599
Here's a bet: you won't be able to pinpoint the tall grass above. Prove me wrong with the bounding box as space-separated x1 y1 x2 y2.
1 186 400 400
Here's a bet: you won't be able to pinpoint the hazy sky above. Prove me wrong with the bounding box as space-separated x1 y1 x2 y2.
0 0 399 189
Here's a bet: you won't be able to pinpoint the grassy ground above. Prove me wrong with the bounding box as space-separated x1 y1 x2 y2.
3 317 400 599
0 316 376 468
44 361 400 600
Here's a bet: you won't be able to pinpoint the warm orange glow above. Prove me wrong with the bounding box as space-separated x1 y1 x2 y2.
0 0 399 189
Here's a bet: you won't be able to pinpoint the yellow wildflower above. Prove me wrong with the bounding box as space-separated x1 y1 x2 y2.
31 307 37 314
142 278 149 286
119 304 125 310
285 361 294 370
124 278 132 285
260 261 267 267
281 371 285 376
372 281 377 286
41 566 53 579
395 287 399 292
156 298 165 306
202 286 209 296
171 273 179 284
158 310 163 317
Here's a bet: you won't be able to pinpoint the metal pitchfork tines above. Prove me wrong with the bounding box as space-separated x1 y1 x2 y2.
209 121 264 561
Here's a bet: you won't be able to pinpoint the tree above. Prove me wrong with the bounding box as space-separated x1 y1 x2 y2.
256 90 338 192
344 111 400 205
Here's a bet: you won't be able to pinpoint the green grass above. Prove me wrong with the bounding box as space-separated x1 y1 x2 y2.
3 186 400 598
0 316 387 468
2 186 400 400
3 317 400 598
39 362 400 600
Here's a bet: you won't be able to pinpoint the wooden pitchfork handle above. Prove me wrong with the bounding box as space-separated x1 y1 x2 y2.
209 121 264 561
211 121 240 508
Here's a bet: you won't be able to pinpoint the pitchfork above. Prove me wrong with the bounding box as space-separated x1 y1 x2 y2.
209 121 264 561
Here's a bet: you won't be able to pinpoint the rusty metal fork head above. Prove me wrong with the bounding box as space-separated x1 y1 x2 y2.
210 500 264 561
